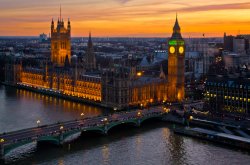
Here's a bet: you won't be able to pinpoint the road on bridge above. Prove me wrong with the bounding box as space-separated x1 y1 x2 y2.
0 106 164 146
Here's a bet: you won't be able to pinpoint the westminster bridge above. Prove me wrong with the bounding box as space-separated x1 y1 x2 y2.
0 106 168 160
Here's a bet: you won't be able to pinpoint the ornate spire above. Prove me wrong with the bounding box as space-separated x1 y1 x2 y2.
67 18 71 30
174 13 180 31
60 5 62 22
88 32 93 48
64 54 70 68
51 18 54 30
171 13 182 39
159 64 166 79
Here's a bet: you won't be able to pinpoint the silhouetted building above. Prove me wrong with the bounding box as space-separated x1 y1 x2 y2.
39 33 48 43
233 35 246 54
224 33 234 52
85 32 96 71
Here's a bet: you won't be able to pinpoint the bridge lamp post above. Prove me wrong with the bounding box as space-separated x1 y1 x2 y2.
140 103 143 110
187 115 193 127
37 120 41 127
80 113 84 119
137 111 141 118
101 117 108 125
60 126 64 132
189 116 193 120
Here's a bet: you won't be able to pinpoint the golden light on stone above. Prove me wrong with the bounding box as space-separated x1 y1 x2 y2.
137 72 142 76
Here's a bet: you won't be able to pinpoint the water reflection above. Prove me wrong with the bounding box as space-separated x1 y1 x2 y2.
102 145 110 165
1 86 250 165
168 130 186 164
16 89 102 116
58 159 64 165
0 86 107 132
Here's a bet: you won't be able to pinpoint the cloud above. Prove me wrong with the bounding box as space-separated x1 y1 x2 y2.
115 0 132 4
1 0 250 36
177 2 250 13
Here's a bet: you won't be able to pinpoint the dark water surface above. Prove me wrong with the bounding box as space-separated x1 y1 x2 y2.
0 85 250 165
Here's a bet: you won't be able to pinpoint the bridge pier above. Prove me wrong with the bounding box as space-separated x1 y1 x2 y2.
59 133 64 145
136 119 141 127
103 125 108 135
0 144 4 162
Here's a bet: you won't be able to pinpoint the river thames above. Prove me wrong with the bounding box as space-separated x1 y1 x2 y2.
0 85 250 165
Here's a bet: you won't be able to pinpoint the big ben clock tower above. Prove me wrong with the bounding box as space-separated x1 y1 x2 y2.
167 15 185 102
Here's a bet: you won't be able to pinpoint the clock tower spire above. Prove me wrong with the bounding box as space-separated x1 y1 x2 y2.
167 14 185 102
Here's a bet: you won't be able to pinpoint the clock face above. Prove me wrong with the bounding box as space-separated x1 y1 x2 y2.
179 46 184 54
169 46 175 54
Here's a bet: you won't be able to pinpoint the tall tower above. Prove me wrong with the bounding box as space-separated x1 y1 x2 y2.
85 32 96 71
51 7 71 67
167 14 185 102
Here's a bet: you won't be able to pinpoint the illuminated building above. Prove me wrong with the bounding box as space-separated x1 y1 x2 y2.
101 66 168 109
205 74 250 116
5 15 185 110
167 14 185 102
51 7 71 67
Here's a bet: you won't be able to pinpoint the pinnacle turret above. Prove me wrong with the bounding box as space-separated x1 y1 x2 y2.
88 32 93 48
171 13 182 39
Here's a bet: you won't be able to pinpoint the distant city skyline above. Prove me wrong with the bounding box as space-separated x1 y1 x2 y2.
1 0 250 37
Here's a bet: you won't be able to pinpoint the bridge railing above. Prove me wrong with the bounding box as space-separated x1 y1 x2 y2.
0 107 166 146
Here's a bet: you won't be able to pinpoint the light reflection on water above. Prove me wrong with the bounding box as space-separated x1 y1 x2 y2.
33 126 250 165
1 85 250 165
0 85 105 133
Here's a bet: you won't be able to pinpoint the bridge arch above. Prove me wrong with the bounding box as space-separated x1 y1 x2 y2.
106 120 138 133
62 129 82 141
37 136 60 146
3 140 34 155
140 116 162 125
80 127 105 135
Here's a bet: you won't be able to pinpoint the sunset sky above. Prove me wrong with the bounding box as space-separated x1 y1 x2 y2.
1 0 250 37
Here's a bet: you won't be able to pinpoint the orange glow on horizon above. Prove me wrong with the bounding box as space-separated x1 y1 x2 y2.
1 0 250 37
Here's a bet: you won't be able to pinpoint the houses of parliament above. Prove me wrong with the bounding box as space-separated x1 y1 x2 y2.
5 13 185 110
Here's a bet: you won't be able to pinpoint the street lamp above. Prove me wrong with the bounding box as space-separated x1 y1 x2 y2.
37 120 41 127
140 103 143 110
0 138 4 143
60 125 64 131
187 115 193 127
80 113 84 119
137 111 141 117
101 117 108 125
